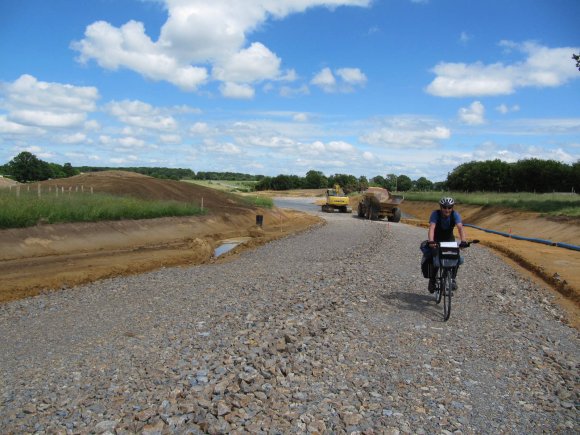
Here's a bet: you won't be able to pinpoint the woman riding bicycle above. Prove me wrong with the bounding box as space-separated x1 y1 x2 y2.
421 197 468 293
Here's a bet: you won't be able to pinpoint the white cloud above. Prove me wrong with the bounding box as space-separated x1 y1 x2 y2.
311 68 336 91
293 113 309 122
13 145 54 160
426 42 580 97
110 155 139 164
59 132 87 144
327 140 356 153
311 67 367 93
279 84 310 97
10 110 86 128
459 32 470 45
203 142 242 155
1 75 99 128
190 122 210 134
160 134 182 143
471 141 577 164
72 20 208 91
118 136 146 148
458 101 485 125
362 151 375 160
72 0 371 95
336 68 367 85
496 104 520 114
0 115 41 134
212 42 281 83
106 100 178 130
361 117 451 148
220 82 255 99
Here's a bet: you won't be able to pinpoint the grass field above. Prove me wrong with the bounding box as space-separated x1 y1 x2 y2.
242 196 273 208
401 191 580 217
184 179 258 193
0 190 205 229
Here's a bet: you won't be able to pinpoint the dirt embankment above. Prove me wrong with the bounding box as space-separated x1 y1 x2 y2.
0 172 322 303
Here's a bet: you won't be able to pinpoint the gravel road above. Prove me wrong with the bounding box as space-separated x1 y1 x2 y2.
1 209 578 434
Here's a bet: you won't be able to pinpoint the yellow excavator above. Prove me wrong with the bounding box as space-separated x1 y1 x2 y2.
321 184 352 213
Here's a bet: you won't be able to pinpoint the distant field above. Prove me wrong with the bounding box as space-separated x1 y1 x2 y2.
401 191 580 217
184 179 258 192
0 190 205 229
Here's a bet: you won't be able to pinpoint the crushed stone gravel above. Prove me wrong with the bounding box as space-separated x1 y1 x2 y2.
0 212 578 434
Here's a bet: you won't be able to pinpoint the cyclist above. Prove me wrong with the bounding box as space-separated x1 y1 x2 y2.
421 197 468 293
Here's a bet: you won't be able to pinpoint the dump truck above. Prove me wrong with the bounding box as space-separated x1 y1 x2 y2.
321 184 352 213
357 187 404 222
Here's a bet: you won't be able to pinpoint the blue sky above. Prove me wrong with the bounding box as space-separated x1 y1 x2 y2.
1 0 579 181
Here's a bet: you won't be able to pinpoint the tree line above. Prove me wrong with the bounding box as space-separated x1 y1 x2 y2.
446 159 579 193
1 152 578 193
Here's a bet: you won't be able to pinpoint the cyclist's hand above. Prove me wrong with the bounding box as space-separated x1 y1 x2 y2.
428 241 437 248
459 241 468 248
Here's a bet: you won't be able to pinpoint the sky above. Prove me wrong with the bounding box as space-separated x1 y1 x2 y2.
0 0 579 181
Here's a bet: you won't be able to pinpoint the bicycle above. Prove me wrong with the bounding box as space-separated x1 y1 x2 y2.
429 240 479 321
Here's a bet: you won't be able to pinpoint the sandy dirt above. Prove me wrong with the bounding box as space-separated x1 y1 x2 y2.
1 174 578 326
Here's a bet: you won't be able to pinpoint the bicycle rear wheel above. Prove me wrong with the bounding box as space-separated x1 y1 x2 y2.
442 269 452 321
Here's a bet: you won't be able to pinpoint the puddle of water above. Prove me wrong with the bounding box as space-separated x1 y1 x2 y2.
213 237 251 257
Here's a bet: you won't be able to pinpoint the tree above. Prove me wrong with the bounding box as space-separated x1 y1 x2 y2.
304 170 328 189
573 53 580 72
511 158 571 192
572 160 580 193
370 175 386 187
414 176 433 191
384 174 398 191
255 176 272 191
358 176 369 191
62 163 76 177
433 181 447 191
7 151 53 182
396 174 413 191
328 173 358 193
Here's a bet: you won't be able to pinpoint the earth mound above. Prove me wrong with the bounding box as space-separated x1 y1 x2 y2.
32 170 253 214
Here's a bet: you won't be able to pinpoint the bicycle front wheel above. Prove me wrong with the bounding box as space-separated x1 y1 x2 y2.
435 276 442 304
442 269 453 321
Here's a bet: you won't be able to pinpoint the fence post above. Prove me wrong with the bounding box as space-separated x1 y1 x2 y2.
38 184 41 198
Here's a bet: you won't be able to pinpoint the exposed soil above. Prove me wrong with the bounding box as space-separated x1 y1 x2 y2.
1 174 578 326
0 172 321 303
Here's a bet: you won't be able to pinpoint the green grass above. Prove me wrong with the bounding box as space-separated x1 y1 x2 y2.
401 191 580 217
184 179 257 192
0 190 205 229
240 195 273 208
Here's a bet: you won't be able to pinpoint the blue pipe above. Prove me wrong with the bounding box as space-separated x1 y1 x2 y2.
463 223 580 252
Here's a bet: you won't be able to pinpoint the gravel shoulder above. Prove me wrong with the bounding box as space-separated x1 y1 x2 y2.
0 213 578 434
